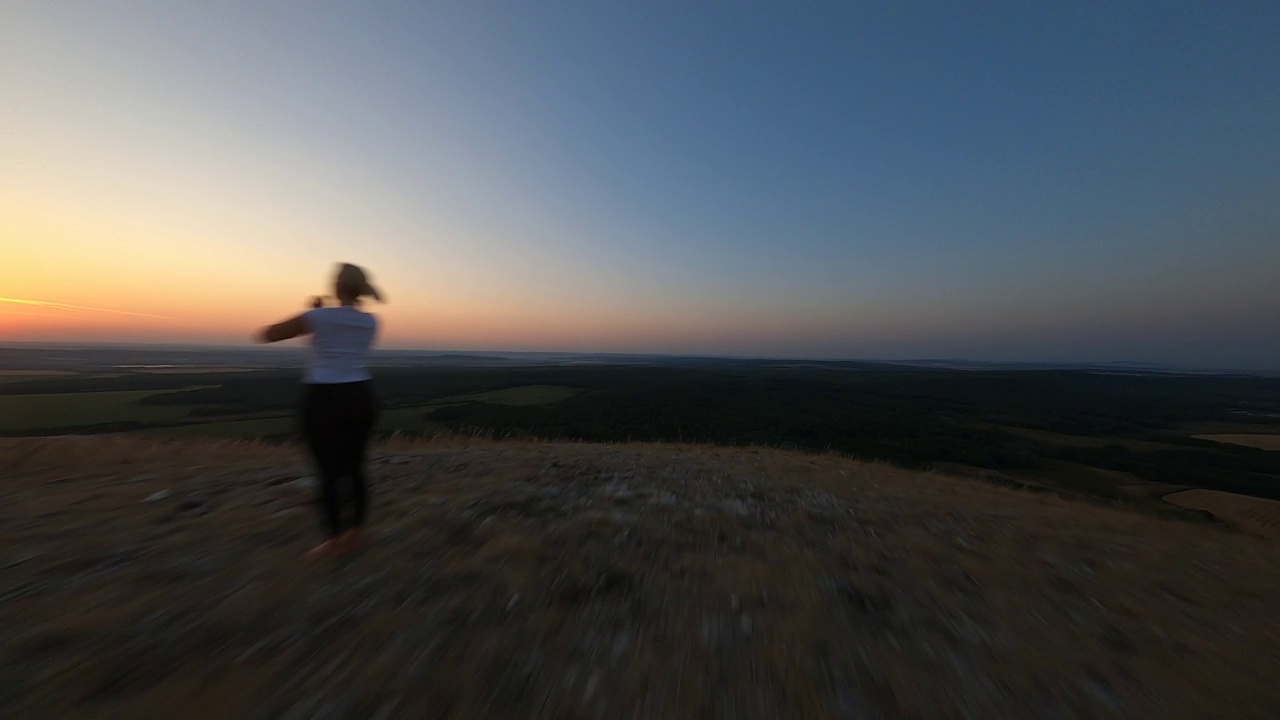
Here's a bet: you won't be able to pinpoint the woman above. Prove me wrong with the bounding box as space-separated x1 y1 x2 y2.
257 262 383 558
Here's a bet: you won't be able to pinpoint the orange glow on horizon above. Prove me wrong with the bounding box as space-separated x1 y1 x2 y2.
2 187 918 354
0 296 173 320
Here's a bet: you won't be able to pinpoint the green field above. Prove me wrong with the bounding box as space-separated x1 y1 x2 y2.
145 405 456 439
0 370 78 378
430 385 580 407
0 388 208 432
143 415 297 439
139 385 578 438
3 361 1277 507
0 381 578 437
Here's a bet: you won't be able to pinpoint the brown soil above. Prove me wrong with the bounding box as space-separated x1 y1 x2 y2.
2 436 1279 719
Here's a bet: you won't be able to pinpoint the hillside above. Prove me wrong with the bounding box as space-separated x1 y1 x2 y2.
3 436 1278 719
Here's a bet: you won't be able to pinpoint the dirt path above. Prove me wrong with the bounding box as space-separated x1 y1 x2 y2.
3 437 1279 719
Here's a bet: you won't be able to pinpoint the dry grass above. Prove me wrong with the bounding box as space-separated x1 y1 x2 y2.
2 436 1279 719
135 367 260 374
1165 489 1280 540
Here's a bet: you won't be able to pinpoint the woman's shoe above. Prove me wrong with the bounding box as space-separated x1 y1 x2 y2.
339 528 367 552
306 538 343 560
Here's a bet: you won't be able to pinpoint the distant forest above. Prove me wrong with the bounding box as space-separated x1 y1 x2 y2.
6 362 1280 503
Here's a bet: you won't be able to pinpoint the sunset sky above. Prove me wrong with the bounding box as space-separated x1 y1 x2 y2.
3 2 1278 369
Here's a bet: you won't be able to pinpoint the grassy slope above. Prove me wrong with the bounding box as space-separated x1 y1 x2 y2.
3 436 1279 719
1193 433 1280 451
1165 489 1280 539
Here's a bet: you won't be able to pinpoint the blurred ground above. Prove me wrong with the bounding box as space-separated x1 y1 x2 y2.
2 436 1278 719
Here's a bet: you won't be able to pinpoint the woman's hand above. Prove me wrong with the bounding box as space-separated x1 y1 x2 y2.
310 296 325 309
257 313 312 343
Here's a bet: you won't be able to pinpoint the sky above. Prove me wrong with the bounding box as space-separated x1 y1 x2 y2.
2 1 1278 369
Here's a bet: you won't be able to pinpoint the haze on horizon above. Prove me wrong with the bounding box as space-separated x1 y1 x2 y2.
3 2 1278 371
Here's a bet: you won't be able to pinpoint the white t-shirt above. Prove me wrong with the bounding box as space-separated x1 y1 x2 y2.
302 306 377 384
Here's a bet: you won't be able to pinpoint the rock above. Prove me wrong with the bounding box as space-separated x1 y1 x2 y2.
562 665 580 689
280 696 323 720
3 552 41 570
583 510 635 525
379 527 411 543
174 495 211 517
178 497 207 510
611 633 630 661
700 618 724 646
823 578 894 615
142 490 171 503
648 492 678 506
369 699 402 720
600 481 635 500
1086 677 1125 711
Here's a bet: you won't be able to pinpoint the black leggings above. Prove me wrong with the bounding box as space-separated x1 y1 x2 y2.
301 381 379 538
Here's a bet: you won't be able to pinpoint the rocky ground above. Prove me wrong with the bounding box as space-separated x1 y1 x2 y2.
2 436 1279 719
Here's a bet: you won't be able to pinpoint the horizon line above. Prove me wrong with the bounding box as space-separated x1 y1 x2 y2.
0 339 1274 376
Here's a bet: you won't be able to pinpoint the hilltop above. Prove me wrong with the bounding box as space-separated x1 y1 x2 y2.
3 436 1278 719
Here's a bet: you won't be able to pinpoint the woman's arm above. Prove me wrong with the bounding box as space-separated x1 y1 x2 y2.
256 313 311 343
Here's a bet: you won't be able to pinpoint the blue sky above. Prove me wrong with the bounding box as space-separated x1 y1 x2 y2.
3 2 1278 368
